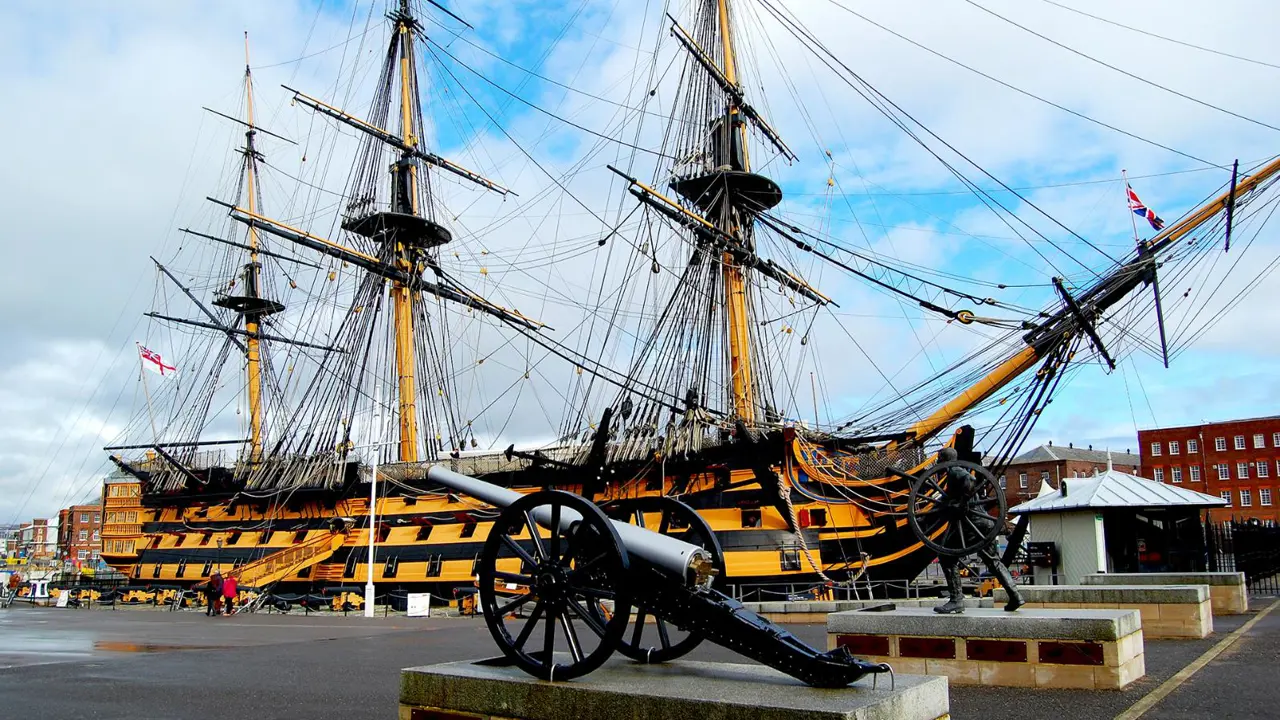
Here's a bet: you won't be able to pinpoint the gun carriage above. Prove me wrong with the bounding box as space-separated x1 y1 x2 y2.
425 466 891 688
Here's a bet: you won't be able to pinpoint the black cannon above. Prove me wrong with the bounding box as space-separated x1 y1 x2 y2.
426 466 890 687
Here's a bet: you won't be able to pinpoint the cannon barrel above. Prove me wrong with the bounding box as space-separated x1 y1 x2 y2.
425 466 713 586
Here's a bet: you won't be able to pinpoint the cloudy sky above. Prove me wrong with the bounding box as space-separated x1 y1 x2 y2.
3 0 1280 524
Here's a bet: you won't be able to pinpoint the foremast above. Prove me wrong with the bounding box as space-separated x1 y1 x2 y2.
391 0 423 463
240 34 270 464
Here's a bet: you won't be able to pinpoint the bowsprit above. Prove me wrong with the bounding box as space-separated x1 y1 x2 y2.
425 465 891 687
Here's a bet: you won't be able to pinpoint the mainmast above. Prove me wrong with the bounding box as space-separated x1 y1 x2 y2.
714 0 756 424
390 0 422 463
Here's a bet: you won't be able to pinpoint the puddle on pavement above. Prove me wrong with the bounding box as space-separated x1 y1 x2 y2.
93 641 226 653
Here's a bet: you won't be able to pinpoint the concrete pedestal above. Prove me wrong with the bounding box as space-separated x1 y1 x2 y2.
1081 572 1249 615
400 657 949 720
994 584 1212 638
744 598 993 623
827 607 1145 690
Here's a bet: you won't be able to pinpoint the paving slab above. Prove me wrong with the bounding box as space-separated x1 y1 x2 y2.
401 657 949 720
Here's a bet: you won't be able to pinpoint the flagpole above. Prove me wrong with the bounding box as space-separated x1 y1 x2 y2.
137 343 159 443
1122 169 1141 245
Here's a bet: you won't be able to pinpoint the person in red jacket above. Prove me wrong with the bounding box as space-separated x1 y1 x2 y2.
221 574 238 616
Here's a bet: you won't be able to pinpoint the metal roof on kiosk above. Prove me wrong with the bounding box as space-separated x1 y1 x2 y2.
1010 457 1226 515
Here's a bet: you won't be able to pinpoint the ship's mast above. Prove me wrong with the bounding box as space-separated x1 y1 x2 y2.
239 33 272 464
715 0 756 424
391 0 421 463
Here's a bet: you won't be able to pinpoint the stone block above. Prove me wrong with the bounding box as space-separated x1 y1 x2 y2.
400 658 950 720
1095 653 1145 690
978 661 1036 688
925 659 982 685
827 607 1141 642
1033 663 1097 690
1082 572 1249 615
995 584 1208 605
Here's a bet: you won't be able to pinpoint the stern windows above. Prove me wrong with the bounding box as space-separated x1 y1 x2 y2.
741 508 762 528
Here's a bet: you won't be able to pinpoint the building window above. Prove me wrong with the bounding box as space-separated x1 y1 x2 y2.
94 514 100 523
1151 442 1162 456
999 475 1007 489
1188 439 1199 453
78 530 87 541
1221 490 1232 505
92 531 99 541
1262 488 1273 506
1218 464 1230 480
1216 437 1227 451
1019 473 1028 489
1235 435 1246 450
1273 433 1280 448
1190 465 1202 482
1169 441 1180 455
1260 462 1271 479
1040 471 1050 485
1255 434 1266 449
1238 462 1250 480
1171 467 1183 483
80 513 88 523
77 550 87 560
1153 468 1165 482
1241 489 1253 507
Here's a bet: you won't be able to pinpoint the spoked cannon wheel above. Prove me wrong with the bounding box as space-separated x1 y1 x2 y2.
477 490 633 681
602 496 725 663
902 460 1007 557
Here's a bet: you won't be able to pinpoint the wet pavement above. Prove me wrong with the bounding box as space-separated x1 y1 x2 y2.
0 600 1276 718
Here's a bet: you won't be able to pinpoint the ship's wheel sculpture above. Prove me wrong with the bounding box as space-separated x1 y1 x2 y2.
899 460 1007 557
891 450 1022 613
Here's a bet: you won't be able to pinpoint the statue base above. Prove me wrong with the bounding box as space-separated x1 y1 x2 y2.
400 657 949 720
994 584 1212 638
827 607 1145 690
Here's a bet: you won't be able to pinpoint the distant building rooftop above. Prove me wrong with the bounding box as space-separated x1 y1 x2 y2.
1010 461 1225 515
1010 443 1140 468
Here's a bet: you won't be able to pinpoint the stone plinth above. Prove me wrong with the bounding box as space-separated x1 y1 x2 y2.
993 585 1211 639
1081 572 1249 615
827 607 1144 690
745 598 992 623
400 657 949 720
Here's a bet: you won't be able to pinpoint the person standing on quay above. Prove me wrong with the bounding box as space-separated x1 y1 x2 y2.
204 571 223 617
221 573 238 616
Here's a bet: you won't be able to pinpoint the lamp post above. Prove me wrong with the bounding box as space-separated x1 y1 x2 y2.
361 387 393 618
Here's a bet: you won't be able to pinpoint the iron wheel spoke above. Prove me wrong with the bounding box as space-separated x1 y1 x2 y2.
657 511 670 535
656 617 672 649
523 510 546 560
963 516 986 546
569 584 615 601
559 613 584 663
550 501 562 561
501 534 537 567
565 596 609 638
496 592 534 617
631 607 647 646
956 516 969 549
924 477 947 499
543 602 558 663
513 600 544 650
494 571 533 586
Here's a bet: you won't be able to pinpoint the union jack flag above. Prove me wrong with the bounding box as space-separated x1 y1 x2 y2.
1127 184 1165 231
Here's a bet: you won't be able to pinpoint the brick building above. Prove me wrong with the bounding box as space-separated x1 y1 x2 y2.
998 443 1141 508
1139 416 1280 523
57 503 103 567
16 519 56 560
